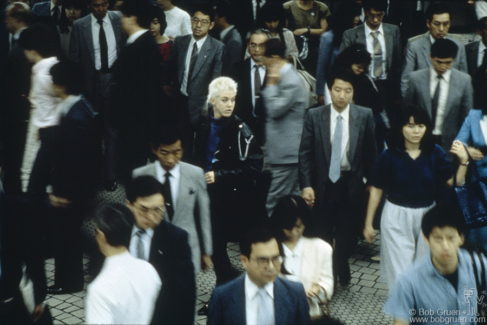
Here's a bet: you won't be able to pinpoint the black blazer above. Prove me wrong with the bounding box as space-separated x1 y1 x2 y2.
149 221 196 325
466 40 480 78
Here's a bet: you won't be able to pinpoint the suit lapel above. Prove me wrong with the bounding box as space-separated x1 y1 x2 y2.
190 37 212 83
274 278 291 325
423 70 433 115
444 70 457 119
175 164 188 212
320 105 331 164
109 12 124 54
422 37 432 68
232 278 247 324
383 25 393 68
357 26 366 45
348 105 360 166
469 42 479 72
82 17 95 63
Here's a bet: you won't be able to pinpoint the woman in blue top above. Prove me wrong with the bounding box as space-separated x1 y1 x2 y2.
363 105 468 289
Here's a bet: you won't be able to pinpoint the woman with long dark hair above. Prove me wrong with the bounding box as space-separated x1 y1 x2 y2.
57 0 87 56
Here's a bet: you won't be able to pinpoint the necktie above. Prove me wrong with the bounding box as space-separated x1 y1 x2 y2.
52 6 60 23
371 31 383 78
329 115 342 183
257 288 273 325
254 65 262 96
136 229 146 260
482 49 487 67
97 19 109 72
162 172 174 221
188 42 199 85
431 74 442 130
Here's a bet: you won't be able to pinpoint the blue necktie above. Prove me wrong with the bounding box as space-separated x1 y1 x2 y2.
329 115 342 183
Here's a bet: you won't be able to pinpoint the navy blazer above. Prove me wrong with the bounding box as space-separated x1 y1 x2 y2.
31 1 50 16
208 275 311 325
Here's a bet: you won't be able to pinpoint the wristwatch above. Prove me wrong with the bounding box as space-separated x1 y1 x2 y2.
460 161 470 166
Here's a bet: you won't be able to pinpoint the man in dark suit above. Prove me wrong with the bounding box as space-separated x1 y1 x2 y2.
47 61 102 294
208 229 310 325
404 39 473 157
126 176 196 325
163 4 224 157
31 0 62 27
466 17 487 78
299 68 378 285
214 1 243 73
228 27 269 145
69 0 125 191
111 0 161 182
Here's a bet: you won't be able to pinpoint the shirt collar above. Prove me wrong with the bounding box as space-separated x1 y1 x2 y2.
430 67 451 83
364 22 383 37
50 0 57 12
245 273 274 300
331 104 350 122
191 35 208 50
91 13 111 25
283 237 304 258
126 29 148 44
430 35 436 45
220 25 234 41
251 58 266 70
131 225 154 239
480 41 486 54
155 161 180 183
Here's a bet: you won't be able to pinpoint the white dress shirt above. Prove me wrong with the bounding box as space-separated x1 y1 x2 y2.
126 29 148 44
252 0 266 21
30 57 61 128
480 115 487 145
164 6 192 39
86 251 161 325
251 58 266 112
58 95 81 116
282 237 304 283
478 41 486 67
129 226 155 261
330 105 351 170
365 23 387 80
155 162 180 208
181 35 208 96
91 13 117 70
245 274 275 325
429 68 451 135
50 0 61 20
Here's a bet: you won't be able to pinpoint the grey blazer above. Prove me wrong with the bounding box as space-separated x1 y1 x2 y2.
466 40 480 77
221 27 243 74
262 65 307 164
401 32 468 96
167 34 225 125
404 68 473 154
69 12 125 100
298 104 378 211
341 23 402 82
132 161 212 274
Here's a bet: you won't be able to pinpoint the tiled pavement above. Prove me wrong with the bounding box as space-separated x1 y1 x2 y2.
45 236 392 325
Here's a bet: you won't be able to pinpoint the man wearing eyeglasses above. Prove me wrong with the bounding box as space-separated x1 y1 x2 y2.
208 229 310 325
163 4 225 158
126 176 196 325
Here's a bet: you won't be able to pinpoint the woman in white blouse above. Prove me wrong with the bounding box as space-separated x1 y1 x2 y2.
270 195 334 318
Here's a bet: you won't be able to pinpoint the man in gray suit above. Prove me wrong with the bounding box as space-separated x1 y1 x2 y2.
299 68 378 285
164 4 225 157
404 39 473 157
214 1 243 74
466 17 487 78
401 3 468 97
69 0 125 190
132 127 212 274
261 39 306 217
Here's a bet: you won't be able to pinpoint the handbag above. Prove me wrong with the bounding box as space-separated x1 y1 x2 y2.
453 146 487 229
469 250 487 323
291 56 318 109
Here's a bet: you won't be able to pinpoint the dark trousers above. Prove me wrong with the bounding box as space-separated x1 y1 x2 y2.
176 94 196 161
212 233 240 287
317 173 358 282
0 294 31 325
27 127 58 197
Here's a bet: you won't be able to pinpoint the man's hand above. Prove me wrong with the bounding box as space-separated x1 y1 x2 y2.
201 255 213 271
293 28 308 36
363 224 376 243
32 303 44 322
301 188 315 207
205 171 215 184
305 284 322 299
49 193 71 208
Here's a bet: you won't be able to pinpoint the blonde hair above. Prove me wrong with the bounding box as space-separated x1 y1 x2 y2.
207 77 238 103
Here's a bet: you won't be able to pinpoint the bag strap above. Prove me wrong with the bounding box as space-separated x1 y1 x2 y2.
292 55 305 71
478 250 486 298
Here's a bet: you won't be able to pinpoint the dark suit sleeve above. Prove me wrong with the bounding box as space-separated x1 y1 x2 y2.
403 74 416 104
457 43 469 74
391 26 402 97
223 37 243 75
340 30 352 52
212 43 225 79
363 109 378 181
207 287 223 325
295 283 312 325
68 22 80 64
162 36 180 86
299 110 315 189
401 40 416 97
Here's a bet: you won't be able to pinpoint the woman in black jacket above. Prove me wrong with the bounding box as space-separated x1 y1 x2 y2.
193 77 265 287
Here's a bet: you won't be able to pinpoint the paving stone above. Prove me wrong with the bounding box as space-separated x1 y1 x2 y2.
55 313 71 320
63 316 82 324
46 298 63 307
369 263 381 269
360 287 378 295
63 306 79 313
54 294 73 301
351 271 361 278
53 320 64 325
375 289 389 296
50 308 63 317
357 280 375 288
354 260 371 267
359 267 376 275
348 285 362 292
70 310 84 318
349 264 361 271
65 296 81 303
361 274 378 281
73 300 84 308
56 303 73 310
350 277 359 284
374 282 388 290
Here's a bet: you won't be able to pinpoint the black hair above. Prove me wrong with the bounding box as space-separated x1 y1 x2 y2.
327 2 362 48
148 5 167 35
269 195 313 242
479 16 487 30
425 2 451 23
263 38 286 59
59 0 88 34
150 125 184 148
120 0 153 29
258 3 288 49
430 38 458 59
386 104 435 153
473 60 487 114
50 61 82 95
421 204 465 238
333 43 372 73
17 24 60 58
6 2 33 26
126 176 164 203
215 0 236 25
191 4 215 22
240 229 281 258
363 0 387 13
326 67 356 91
95 203 135 248
246 27 271 43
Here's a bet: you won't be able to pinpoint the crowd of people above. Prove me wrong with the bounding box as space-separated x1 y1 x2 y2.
2 0 487 324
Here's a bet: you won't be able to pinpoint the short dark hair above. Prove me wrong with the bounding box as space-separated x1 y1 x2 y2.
50 61 82 95
191 4 215 22
260 2 286 25
150 125 183 148
386 104 435 153
326 67 356 91
479 16 487 30
363 0 387 12
126 176 164 203
430 38 458 59
215 0 236 25
95 203 135 248
120 0 153 29
263 38 286 59
240 229 280 258
269 195 313 242
422 204 465 238
333 43 372 72
18 24 59 58
425 2 451 22
148 5 167 35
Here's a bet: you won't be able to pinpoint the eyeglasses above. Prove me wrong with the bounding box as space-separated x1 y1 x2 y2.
191 17 210 26
134 205 166 218
249 43 265 50
366 12 385 20
252 256 284 269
